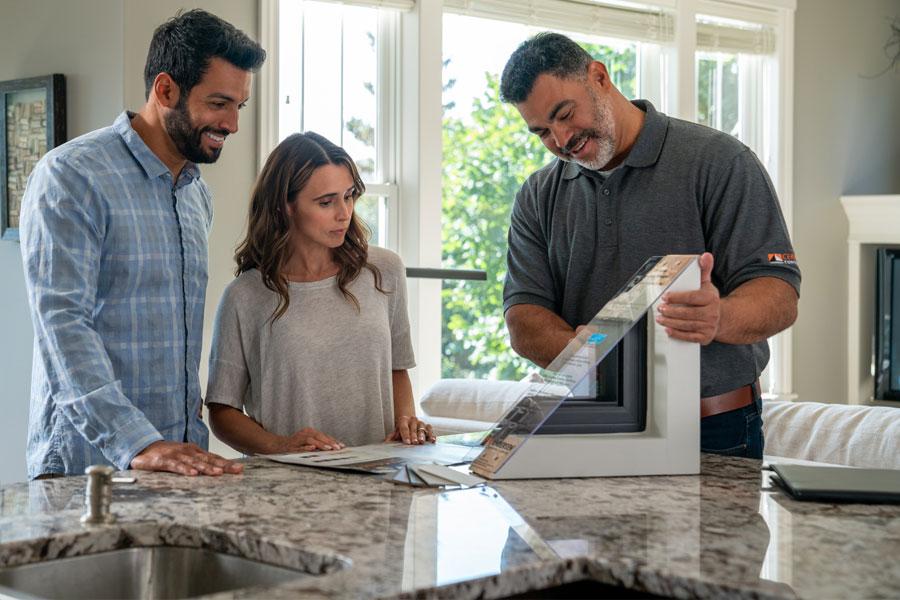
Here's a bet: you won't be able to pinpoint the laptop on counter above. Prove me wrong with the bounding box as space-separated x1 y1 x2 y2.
769 463 900 503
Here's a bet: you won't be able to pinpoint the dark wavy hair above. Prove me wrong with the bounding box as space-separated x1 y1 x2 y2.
500 32 593 103
235 132 383 321
144 9 266 99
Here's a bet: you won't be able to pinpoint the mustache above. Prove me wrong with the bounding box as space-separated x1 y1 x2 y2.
562 129 600 155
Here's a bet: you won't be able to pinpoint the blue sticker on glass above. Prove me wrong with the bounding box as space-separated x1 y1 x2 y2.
588 333 607 345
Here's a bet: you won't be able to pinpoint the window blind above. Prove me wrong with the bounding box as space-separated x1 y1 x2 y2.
306 0 415 11
696 19 776 55
443 0 674 44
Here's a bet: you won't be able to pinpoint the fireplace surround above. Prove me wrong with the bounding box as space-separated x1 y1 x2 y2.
841 195 900 405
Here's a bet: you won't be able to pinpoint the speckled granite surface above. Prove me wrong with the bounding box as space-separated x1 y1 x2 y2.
1 454 899 599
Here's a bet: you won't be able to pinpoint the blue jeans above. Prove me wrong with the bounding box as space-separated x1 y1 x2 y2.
700 389 764 459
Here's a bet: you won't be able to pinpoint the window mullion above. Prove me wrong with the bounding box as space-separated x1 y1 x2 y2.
675 0 698 120
375 10 396 186
339 13 345 147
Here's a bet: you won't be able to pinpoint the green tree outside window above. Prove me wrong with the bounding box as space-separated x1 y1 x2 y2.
441 42 637 380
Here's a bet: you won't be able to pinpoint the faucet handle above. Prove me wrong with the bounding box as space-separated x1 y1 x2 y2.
80 465 116 525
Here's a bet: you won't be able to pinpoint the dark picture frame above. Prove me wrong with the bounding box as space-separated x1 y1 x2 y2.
0 74 66 241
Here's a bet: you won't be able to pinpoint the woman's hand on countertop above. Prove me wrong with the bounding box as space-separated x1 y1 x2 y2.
386 415 436 445
274 428 345 452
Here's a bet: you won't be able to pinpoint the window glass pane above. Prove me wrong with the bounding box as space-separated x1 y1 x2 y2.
299 2 344 142
355 194 387 248
696 56 716 129
722 57 739 135
341 10 378 180
278 0 385 244
696 52 739 137
279 0 378 179
441 13 641 380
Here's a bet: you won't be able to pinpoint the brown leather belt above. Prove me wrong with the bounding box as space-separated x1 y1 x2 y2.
701 380 759 419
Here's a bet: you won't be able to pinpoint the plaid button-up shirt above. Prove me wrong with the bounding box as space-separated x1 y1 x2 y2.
20 111 212 477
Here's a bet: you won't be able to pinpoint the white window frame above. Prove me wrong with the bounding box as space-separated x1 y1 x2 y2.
258 0 797 399
259 0 402 250
675 0 796 399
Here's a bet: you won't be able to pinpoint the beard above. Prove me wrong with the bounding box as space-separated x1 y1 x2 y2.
560 89 617 171
164 100 227 164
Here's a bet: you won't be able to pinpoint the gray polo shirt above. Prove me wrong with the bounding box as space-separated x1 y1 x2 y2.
504 100 801 397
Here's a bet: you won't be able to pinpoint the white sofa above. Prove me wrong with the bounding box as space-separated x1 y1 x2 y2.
420 379 900 470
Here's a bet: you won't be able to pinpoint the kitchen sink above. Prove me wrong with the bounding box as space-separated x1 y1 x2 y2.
504 580 667 598
0 546 315 599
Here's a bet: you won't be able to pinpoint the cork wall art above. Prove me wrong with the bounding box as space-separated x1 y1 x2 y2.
1 74 66 241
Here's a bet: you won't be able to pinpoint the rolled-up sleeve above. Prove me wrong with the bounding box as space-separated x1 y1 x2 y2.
20 157 162 470
388 254 416 371
206 284 250 410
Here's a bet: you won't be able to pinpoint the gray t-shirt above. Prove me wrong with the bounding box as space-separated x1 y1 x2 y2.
206 246 416 446
504 100 801 397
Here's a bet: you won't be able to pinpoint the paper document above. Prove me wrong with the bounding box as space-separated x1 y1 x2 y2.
390 463 485 488
263 442 473 474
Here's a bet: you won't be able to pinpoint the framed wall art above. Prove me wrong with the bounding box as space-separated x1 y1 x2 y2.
0 74 66 241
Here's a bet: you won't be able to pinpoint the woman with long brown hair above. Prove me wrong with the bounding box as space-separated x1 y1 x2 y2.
205 132 434 454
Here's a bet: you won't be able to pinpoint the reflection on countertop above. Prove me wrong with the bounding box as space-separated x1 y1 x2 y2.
1 454 899 598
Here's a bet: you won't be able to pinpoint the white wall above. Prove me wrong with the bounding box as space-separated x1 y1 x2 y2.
791 0 900 403
0 0 257 482
0 0 124 484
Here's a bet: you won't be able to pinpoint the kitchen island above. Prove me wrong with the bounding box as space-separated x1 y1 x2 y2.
1 453 898 599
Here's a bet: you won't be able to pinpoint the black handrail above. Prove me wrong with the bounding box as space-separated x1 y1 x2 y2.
405 268 487 281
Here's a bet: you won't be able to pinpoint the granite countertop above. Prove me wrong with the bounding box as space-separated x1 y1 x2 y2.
1 453 899 599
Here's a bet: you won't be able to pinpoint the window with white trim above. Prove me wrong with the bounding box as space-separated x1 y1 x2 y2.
276 0 402 249
260 0 797 398
439 2 672 380
693 10 784 395
695 13 778 180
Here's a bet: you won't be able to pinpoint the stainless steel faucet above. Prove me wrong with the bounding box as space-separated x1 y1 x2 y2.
80 466 136 525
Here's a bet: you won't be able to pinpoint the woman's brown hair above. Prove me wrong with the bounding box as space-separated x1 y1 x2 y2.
235 132 383 320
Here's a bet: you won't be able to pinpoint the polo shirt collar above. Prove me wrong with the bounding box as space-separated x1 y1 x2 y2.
561 99 668 180
114 111 201 182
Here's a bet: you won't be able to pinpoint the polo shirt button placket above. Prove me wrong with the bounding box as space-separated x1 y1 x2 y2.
602 188 613 226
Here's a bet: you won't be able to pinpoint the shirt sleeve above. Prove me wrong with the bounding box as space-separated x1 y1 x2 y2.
503 181 558 314
19 156 163 470
387 254 416 370
205 284 250 410
702 148 801 296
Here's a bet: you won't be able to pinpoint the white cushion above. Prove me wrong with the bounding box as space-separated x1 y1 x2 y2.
763 400 900 469
419 378 529 423
425 415 495 436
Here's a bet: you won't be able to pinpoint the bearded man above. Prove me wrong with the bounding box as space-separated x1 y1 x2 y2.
499 33 800 458
20 9 265 478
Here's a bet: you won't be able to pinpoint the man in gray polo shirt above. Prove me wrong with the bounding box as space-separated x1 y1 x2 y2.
499 33 800 459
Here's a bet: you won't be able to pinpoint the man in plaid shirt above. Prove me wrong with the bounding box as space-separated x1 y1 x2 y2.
20 10 265 478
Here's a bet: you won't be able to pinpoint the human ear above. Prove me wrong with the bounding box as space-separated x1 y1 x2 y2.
152 73 181 109
587 61 610 88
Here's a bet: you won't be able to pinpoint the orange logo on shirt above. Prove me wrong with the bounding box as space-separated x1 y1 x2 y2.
768 253 797 264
